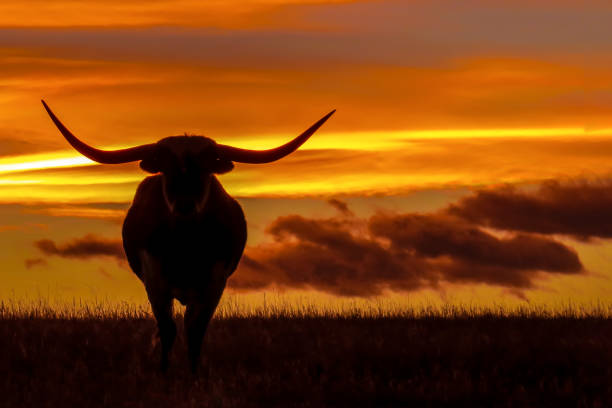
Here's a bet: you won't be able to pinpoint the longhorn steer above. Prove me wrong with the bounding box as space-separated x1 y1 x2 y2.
41 100 334 373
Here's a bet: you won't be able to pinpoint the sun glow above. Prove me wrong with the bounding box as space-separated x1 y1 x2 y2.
224 127 611 152
1 126 611 201
2 126 609 177
0 153 95 174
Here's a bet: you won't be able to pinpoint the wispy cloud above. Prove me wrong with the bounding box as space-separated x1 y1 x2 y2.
327 198 353 216
24 257 47 269
35 234 125 260
0 0 355 29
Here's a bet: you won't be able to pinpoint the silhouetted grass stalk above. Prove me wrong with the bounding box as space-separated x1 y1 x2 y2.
1 293 611 319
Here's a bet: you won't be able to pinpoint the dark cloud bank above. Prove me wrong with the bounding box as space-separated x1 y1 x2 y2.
449 180 612 241
233 212 581 296
32 180 612 297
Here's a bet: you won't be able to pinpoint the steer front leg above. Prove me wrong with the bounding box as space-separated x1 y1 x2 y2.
184 262 228 374
141 251 176 373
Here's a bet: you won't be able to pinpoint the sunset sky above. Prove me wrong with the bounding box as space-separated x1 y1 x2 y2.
3 0 612 309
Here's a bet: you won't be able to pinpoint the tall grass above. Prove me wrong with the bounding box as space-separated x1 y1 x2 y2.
2 292 612 319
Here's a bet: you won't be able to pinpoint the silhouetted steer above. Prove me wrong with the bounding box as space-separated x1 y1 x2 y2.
41 100 334 373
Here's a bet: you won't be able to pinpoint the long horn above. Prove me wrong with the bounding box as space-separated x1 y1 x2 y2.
41 100 155 164
216 109 335 164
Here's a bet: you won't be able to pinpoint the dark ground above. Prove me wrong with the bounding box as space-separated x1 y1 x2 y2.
2 316 611 407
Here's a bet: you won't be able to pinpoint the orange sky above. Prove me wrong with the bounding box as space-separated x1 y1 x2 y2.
2 0 612 311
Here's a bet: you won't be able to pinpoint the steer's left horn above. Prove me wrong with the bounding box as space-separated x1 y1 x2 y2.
216 110 335 164
41 100 156 164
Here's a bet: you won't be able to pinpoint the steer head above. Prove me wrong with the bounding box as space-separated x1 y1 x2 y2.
139 136 233 216
41 100 334 217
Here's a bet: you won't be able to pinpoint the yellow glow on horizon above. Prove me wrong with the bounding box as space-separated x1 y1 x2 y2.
223 127 612 151
0 175 141 186
1 126 612 203
0 179 39 185
25 205 126 220
396 127 592 139
228 173 462 197
0 183 137 203
2 126 609 176
0 153 95 174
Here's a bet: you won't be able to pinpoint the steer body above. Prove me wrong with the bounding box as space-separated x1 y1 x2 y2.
123 171 246 371
124 173 246 299
41 99 334 374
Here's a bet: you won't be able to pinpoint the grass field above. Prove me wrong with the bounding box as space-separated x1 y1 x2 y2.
2 298 612 407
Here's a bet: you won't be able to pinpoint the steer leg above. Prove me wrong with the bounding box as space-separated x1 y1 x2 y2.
149 292 176 373
141 251 176 372
185 263 228 374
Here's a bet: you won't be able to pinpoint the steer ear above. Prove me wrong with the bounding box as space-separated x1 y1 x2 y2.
139 157 161 173
212 158 234 174
139 147 169 173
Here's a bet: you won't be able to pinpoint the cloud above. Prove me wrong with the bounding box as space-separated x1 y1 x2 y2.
0 0 356 29
327 198 353 216
232 214 423 296
0 223 47 232
24 257 47 269
3 1 612 54
35 234 125 260
34 187 587 297
448 180 612 240
97 267 114 280
369 213 581 272
4 28 612 134
231 210 583 296
24 203 127 223
369 213 582 287
0 134 60 158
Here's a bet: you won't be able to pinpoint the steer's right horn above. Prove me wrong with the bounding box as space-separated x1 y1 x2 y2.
41 100 155 164
216 109 335 164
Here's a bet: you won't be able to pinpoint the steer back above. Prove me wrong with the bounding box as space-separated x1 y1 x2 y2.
122 174 247 290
